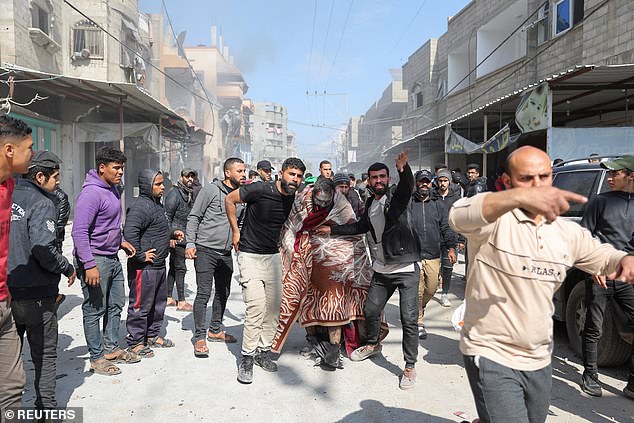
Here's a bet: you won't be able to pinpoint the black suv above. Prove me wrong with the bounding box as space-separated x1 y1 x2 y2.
551 159 633 367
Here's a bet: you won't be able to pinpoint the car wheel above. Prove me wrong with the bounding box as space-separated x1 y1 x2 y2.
565 281 631 367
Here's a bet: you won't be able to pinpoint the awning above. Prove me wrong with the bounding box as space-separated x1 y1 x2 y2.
0 63 186 130
385 64 634 155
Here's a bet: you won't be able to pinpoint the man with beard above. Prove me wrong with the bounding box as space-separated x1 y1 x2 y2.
432 168 462 307
411 170 457 340
187 158 246 357
226 157 305 384
254 160 274 182
164 168 197 311
316 151 421 390
333 173 364 218
449 146 634 422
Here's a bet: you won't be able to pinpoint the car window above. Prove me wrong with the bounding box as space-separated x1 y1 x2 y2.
598 171 610 194
552 170 601 217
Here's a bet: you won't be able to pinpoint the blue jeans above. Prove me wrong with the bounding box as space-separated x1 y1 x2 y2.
77 255 125 362
463 355 551 423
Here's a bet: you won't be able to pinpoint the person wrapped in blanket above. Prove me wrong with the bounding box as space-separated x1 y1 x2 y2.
272 177 387 369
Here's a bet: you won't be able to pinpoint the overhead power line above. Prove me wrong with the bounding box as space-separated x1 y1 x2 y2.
323 0 354 93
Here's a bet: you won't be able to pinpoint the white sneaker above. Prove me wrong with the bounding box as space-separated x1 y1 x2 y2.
440 294 451 307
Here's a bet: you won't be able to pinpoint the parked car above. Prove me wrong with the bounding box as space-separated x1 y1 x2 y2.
551 158 633 367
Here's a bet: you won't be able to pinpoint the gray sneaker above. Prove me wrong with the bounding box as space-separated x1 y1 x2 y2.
440 294 451 307
399 367 416 390
350 344 382 361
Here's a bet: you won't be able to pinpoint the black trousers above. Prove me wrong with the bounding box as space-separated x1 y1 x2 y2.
440 243 454 295
582 278 634 376
11 296 58 409
167 244 187 301
193 245 234 340
364 265 420 367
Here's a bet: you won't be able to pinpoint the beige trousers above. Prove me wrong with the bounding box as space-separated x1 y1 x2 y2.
0 299 25 411
237 252 283 356
418 258 441 325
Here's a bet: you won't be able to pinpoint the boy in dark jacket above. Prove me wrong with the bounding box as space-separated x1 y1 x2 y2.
317 151 421 390
124 169 181 357
8 151 75 411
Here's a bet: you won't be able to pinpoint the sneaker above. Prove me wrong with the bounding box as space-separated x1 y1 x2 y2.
237 355 254 384
350 344 382 362
418 326 427 340
254 350 278 372
440 294 451 307
624 378 634 400
580 371 602 397
399 367 417 390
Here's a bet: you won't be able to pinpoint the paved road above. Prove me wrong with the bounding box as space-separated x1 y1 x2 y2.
19 233 633 422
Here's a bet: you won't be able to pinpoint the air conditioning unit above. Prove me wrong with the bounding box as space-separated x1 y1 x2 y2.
71 48 90 61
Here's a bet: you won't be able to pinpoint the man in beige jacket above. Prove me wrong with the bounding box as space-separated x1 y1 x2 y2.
449 146 634 423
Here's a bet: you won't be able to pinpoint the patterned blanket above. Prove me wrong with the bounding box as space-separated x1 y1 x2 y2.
272 187 383 353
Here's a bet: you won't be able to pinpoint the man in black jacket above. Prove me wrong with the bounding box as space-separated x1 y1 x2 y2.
317 151 421 390
124 170 182 357
8 151 76 411
464 163 487 198
411 170 457 340
580 155 634 399
433 169 462 307
164 168 197 311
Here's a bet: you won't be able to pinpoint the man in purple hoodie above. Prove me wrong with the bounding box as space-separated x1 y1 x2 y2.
72 147 138 376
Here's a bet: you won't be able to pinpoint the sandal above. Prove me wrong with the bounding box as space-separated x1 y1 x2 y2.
207 330 237 343
127 344 155 358
90 358 121 376
147 336 175 348
194 339 209 358
166 297 177 307
176 301 193 312
105 349 141 364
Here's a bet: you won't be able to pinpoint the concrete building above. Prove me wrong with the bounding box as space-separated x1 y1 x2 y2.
393 0 634 177
345 70 407 174
185 26 251 177
250 102 293 171
0 0 186 210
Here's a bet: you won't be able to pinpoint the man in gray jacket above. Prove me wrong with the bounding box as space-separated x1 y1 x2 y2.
186 158 246 357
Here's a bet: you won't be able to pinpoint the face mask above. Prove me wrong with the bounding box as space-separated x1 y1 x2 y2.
417 187 430 197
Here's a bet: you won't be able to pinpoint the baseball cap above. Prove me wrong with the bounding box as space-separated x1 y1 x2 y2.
181 168 198 177
257 160 274 171
415 169 433 182
29 150 61 169
601 156 634 172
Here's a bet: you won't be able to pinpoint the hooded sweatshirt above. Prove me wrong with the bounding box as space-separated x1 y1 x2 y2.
123 169 170 269
72 169 123 269
581 190 633 253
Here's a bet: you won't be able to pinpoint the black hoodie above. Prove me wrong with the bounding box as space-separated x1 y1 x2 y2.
581 190 633 253
124 169 170 270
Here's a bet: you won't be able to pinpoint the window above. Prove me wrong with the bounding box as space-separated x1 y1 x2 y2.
415 92 423 109
552 170 600 217
537 2 550 44
72 20 104 58
554 0 572 35
31 3 49 35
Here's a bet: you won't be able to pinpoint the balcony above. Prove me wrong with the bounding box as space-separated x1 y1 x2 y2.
28 28 61 53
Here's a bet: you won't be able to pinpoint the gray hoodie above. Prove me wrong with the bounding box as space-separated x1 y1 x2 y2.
186 180 244 253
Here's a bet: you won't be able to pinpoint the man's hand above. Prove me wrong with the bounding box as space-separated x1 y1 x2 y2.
395 150 409 173
185 247 197 259
592 274 607 289
608 255 634 284
521 187 587 222
169 239 177 249
232 232 240 252
68 270 77 287
85 267 100 286
174 230 185 241
448 248 457 264
120 241 136 257
314 225 331 235
144 248 157 263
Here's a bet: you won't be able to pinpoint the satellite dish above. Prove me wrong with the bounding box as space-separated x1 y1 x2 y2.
80 48 90 59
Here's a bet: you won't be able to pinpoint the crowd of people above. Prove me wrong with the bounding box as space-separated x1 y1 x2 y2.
0 113 633 423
